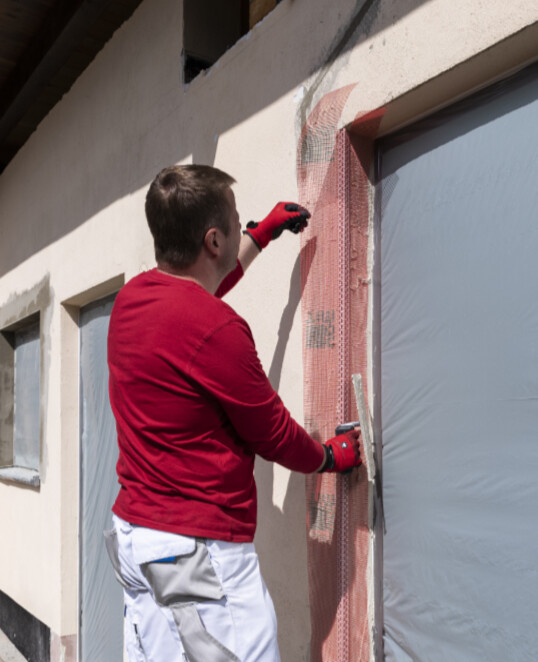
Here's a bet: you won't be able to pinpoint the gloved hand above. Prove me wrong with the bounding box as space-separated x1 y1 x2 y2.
244 202 310 250
319 429 362 473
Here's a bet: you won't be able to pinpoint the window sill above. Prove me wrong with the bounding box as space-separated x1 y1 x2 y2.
0 467 40 487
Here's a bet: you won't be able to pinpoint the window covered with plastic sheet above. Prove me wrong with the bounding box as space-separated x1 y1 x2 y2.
377 63 538 661
13 320 40 470
79 293 122 661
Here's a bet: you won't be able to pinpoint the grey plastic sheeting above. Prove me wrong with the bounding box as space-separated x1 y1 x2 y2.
13 321 40 470
379 65 538 661
79 294 123 661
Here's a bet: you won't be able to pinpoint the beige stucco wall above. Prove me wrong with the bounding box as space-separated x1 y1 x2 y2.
0 0 536 659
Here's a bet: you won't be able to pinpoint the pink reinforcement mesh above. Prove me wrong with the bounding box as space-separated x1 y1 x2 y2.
297 87 383 661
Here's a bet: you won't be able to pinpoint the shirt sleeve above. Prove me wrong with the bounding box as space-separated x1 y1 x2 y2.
187 318 325 473
215 261 244 298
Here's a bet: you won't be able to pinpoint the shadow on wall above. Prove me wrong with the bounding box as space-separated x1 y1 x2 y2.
0 0 434 278
254 238 317 660
255 464 311 661
268 236 316 390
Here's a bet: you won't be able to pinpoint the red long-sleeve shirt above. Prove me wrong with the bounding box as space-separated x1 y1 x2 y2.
108 265 324 542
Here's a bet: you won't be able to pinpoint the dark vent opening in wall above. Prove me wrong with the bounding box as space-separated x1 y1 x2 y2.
183 0 283 83
184 54 214 83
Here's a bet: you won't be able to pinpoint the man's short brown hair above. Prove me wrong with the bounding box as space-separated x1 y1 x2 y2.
145 164 236 268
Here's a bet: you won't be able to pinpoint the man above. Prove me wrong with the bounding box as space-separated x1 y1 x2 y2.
105 164 361 662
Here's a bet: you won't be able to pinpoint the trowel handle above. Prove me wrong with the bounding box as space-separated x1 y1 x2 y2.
335 421 360 435
334 421 361 474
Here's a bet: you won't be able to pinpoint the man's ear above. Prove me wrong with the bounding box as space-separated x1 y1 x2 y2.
204 227 220 257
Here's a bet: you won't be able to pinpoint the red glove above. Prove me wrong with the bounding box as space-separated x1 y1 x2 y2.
244 202 310 250
320 429 362 473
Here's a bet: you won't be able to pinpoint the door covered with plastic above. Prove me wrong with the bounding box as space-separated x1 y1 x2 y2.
79 293 123 661
378 64 538 660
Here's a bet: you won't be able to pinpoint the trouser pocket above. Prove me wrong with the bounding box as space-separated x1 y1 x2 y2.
171 603 239 662
141 539 239 662
141 538 224 605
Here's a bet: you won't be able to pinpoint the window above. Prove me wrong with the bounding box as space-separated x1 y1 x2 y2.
79 293 122 660
183 0 284 83
377 64 538 660
0 314 40 485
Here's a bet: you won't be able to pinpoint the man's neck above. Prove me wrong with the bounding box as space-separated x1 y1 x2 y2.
156 261 220 294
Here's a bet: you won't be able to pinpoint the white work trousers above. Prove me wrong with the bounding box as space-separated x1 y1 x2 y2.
105 515 281 662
